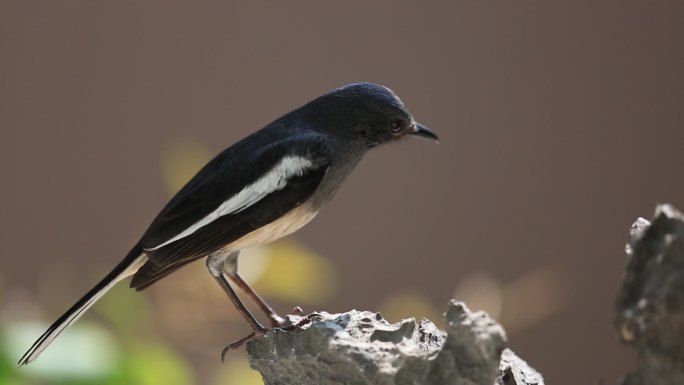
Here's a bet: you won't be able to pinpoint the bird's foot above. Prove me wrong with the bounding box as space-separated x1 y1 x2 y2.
221 312 323 362
221 327 267 362
276 311 324 334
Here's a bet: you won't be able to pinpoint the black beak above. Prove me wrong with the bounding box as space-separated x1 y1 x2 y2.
411 123 439 142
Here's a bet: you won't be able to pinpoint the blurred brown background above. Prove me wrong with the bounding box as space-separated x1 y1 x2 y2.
1 1 683 384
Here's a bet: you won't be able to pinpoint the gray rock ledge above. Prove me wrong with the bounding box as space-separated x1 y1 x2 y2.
247 300 543 385
616 204 684 385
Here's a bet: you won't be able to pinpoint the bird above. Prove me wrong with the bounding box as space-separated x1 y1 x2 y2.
18 82 438 365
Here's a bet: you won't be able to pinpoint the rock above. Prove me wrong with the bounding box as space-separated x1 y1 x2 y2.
498 349 545 385
615 204 684 385
247 300 544 385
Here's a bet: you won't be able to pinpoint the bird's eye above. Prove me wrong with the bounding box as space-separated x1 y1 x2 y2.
390 119 406 134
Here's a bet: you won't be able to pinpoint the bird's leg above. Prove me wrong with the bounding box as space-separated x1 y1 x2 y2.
206 252 267 337
207 251 309 360
223 251 286 328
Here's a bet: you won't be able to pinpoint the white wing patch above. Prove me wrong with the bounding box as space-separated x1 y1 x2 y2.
145 155 315 251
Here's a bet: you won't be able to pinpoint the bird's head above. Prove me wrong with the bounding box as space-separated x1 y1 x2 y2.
308 83 438 148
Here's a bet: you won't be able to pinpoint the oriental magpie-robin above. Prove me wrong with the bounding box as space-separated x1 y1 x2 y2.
19 82 438 365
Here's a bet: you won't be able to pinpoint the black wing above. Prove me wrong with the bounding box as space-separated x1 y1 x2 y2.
130 131 330 289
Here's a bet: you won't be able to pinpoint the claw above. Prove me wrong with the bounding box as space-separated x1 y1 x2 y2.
275 313 317 333
220 329 266 362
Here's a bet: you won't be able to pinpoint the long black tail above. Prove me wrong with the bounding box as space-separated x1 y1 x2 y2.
18 243 145 365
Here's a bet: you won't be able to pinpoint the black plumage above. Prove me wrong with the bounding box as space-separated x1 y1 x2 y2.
133 133 331 288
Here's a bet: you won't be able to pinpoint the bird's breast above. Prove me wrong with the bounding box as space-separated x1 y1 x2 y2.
226 203 319 250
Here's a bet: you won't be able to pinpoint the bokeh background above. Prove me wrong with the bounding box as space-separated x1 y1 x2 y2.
1 1 683 384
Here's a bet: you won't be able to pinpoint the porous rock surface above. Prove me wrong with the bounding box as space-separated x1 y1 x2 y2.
247 300 543 385
615 204 684 385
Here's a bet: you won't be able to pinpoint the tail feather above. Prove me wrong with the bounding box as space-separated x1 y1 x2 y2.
18 244 145 366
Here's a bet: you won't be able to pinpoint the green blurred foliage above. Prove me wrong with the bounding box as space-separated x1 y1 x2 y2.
214 357 264 385
1 292 195 385
106 343 193 385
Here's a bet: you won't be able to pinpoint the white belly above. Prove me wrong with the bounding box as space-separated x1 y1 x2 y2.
226 204 318 250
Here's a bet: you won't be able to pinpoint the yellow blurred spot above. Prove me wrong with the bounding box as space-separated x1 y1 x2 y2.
453 272 503 319
214 357 264 385
500 265 568 334
452 266 568 335
161 138 213 195
619 323 635 342
253 240 338 305
378 292 441 324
